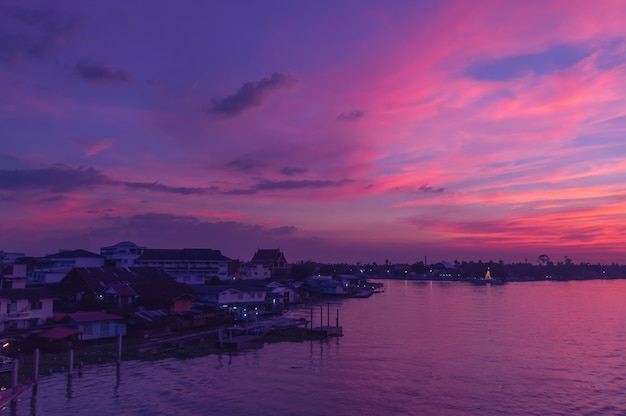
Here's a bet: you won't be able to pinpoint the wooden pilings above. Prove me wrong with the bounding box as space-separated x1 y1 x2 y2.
117 332 123 364
33 348 40 382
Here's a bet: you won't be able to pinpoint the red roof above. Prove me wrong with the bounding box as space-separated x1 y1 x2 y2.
65 311 124 323
39 327 89 340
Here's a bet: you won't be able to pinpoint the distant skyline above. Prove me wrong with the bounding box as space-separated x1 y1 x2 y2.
2 1 626 265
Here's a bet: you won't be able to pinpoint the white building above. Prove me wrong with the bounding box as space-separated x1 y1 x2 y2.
0 251 25 266
100 241 146 267
134 248 232 284
0 287 55 332
241 263 272 280
1 264 27 289
28 249 105 284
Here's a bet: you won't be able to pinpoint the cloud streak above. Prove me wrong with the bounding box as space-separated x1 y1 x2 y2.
211 72 298 116
0 4 77 63
75 60 132 85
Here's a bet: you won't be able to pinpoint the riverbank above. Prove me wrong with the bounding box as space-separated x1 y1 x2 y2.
0 326 327 388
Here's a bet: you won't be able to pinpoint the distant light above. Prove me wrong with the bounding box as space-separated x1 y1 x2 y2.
1 342 9 348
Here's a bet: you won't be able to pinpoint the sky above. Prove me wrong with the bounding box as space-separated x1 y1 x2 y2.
2 0 626 265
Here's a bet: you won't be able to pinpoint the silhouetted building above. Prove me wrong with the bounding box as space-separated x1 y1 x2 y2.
100 241 146 267
134 248 232 284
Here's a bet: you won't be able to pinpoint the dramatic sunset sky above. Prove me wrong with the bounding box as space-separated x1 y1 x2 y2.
2 1 626 264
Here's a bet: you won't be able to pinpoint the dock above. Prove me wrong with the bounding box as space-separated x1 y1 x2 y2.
309 326 343 336
216 334 264 350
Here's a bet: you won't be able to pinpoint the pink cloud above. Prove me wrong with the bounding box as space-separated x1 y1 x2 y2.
84 139 113 157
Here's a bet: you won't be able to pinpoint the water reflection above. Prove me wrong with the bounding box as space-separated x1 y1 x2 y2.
10 280 626 415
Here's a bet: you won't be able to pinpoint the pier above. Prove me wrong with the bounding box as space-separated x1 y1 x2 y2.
308 303 343 337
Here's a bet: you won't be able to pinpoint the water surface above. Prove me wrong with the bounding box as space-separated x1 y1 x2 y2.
6 279 626 415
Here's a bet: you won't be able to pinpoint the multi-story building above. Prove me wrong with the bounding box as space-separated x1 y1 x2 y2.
27 249 105 284
0 251 25 267
250 249 290 276
100 241 146 267
0 286 55 332
133 248 232 284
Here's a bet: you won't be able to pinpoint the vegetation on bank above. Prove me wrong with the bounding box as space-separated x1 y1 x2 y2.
289 257 626 281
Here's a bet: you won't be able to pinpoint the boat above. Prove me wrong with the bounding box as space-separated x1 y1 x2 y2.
0 381 35 407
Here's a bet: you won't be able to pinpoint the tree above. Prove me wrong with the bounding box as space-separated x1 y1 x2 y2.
538 254 550 266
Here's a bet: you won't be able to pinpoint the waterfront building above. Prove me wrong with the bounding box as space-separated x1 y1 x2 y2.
133 248 232 284
0 286 56 332
59 267 195 313
48 311 126 342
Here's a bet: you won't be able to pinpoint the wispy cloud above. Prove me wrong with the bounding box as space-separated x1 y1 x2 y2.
84 139 113 157
0 165 108 192
337 109 365 121
225 179 350 195
211 72 298 116
75 60 132 85
0 4 77 63
281 166 307 176
124 182 216 195
226 159 267 172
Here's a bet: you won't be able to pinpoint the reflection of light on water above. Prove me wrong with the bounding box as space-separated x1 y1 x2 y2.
12 280 626 415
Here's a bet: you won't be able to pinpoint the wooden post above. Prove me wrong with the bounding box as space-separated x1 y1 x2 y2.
33 348 40 382
320 305 323 328
336 309 339 327
310 308 313 330
116 333 123 364
327 303 330 327
68 349 74 376
11 358 18 388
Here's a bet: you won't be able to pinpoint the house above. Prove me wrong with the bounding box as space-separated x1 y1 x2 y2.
241 263 272 280
0 287 56 332
58 267 195 313
250 249 290 276
0 251 25 266
134 248 232 283
190 280 271 316
1 263 27 289
100 241 146 267
27 249 105 284
304 275 351 296
52 311 126 342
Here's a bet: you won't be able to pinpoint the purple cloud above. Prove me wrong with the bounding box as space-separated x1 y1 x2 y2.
281 166 307 176
225 178 349 195
211 72 298 116
0 165 215 195
75 60 132 85
226 159 267 172
419 185 445 193
124 182 216 195
0 5 77 63
337 109 365 121
0 165 108 192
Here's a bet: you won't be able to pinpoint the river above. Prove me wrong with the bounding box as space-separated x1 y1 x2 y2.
5 279 626 415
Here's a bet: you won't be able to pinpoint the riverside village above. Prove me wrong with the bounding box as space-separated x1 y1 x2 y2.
0 241 624 404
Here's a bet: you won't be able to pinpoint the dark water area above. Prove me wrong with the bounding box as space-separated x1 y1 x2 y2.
5 279 626 415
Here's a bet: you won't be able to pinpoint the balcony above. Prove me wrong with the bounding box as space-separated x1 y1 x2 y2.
3 311 30 320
